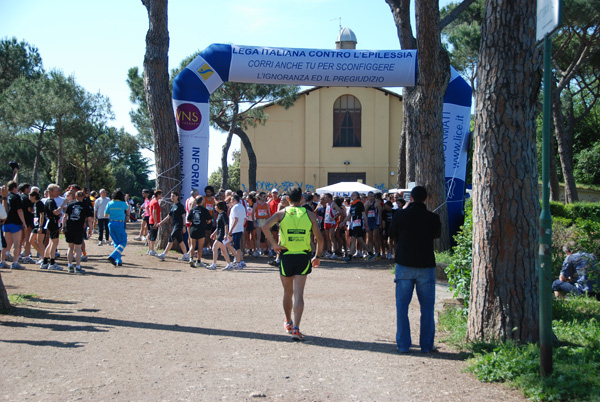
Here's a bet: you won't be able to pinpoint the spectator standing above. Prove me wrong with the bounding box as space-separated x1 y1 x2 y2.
389 186 441 353
63 190 93 273
41 184 63 270
155 191 189 262
105 189 130 266
94 189 110 246
226 195 246 269
146 190 163 256
210 201 233 270
3 181 27 269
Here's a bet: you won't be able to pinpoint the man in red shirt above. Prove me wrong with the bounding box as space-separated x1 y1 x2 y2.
147 190 163 256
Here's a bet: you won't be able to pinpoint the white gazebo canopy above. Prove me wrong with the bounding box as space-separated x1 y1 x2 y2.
315 182 382 197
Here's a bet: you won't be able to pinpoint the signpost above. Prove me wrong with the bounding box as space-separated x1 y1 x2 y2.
537 0 562 378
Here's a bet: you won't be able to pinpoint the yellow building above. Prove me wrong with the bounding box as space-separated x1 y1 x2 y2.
240 27 403 193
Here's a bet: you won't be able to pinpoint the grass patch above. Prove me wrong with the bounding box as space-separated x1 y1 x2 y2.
438 296 600 401
435 250 453 265
7 293 38 305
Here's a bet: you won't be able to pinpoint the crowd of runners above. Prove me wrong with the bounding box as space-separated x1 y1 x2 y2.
0 163 410 273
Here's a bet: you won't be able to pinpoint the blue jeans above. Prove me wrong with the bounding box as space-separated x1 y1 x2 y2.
395 264 436 352
108 221 127 264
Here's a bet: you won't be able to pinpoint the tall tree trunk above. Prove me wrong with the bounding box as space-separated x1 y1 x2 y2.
386 0 417 187
549 118 560 202
56 118 64 187
0 274 11 312
214 117 258 192
33 126 44 186
551 81 578 203
467 0 541 343
414 0 451 250
387 0 450 250
221 128 234 190
142 0 181 249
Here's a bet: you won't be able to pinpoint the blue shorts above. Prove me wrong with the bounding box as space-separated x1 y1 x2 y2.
552 279 583 295
2 223 23 233
231 232 242 250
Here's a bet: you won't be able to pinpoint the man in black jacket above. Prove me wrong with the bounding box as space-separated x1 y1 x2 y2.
389 186 441 353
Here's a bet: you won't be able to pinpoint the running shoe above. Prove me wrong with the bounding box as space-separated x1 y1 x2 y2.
156 253 166 261
5 253 13 262
366 253 377 261
107 256 117 266
98 241 103 246
189 259 196 268
147 250 157 256
239 261 247 269
222 263 233 271
55 252 61 259
342 255 352 262
196 261 207 268
68 266 75 273
284 320 294 334
23 256 37 264
291 327 304 341
47 263 63 271
253 251 259 257
75 267 86 274
40 262 49 270
0 262 6 269
11 262 25 270
232 263 242 270
207 263 217 270
268 260 280 267
133 236 142 241
330 253 339 260
81 255 88 262
178 254 190 262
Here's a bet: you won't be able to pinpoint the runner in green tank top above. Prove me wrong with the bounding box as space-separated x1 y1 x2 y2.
262 187 323 341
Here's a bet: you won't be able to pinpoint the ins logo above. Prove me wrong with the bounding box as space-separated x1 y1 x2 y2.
197 63 214 81
176 103 201 131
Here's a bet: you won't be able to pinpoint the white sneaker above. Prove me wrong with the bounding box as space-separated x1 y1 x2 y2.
156 253 166 261
207 263 217 270
47 263 63 271
222 263 233 271
147 250 157 256
98 241 103 246
134 236 142 241
178 254 190 262
195 260 207 268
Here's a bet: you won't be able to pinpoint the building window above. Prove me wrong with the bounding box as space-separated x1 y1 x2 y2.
333 95 361 147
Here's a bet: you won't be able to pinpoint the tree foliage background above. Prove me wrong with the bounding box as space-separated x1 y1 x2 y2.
0 37 153 195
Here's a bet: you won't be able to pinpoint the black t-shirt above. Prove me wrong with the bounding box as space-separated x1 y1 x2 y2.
349 201 365 223
44 198 61 227
187 206 212 237
169 202 186 231
65 200 92 232
6 192 23 225
33 200 45 229
382 208 396 229
20 193 33 226
216 211 227 239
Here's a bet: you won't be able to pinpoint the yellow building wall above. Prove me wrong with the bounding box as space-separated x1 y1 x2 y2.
240 87 403 193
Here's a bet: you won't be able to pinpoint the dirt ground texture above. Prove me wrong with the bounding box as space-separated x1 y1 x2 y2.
0 223 526 401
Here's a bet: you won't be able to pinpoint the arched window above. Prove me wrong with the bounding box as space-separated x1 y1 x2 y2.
333 95 361 147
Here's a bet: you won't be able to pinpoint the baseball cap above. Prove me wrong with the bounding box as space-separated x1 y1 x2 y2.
271 188 278 193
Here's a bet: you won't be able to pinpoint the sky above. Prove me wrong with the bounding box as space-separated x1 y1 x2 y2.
0 0 449 177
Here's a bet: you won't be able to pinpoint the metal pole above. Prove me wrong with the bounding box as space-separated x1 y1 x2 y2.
539 34 554 377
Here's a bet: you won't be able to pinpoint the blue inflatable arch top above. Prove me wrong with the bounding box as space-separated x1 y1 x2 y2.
172 43 471 239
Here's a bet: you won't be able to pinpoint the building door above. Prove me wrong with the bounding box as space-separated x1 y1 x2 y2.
327 172 366 185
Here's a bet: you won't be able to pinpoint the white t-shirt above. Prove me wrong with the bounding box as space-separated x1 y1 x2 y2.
229 203 246 234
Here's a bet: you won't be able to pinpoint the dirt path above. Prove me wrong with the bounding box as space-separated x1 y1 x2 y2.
1 224 525 401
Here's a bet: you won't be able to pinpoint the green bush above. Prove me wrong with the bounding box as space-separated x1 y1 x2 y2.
548 200 600 221
446 199 473 307
437 297 600 401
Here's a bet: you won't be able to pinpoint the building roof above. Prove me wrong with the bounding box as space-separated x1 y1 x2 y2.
336 27 357 43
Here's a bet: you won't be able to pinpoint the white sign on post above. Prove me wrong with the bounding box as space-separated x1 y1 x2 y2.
537 0 562 42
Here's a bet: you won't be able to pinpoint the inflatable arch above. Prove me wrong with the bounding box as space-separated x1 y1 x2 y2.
172 44 471 238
